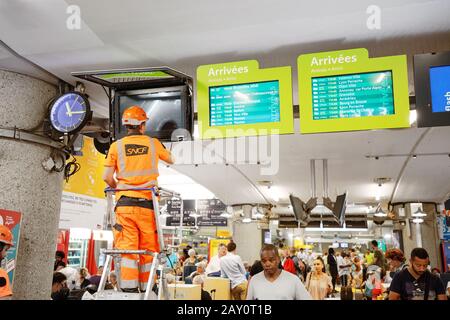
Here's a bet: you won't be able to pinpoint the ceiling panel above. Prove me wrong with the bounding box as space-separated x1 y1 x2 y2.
172 164 267 205
415 126 450 154
394 155 450 202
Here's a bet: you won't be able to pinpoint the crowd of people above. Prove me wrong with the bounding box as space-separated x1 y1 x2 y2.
48 240 450 300
51 251 119 300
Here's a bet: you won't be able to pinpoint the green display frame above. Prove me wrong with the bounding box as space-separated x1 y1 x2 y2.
197 60 294 139
297 48 410 134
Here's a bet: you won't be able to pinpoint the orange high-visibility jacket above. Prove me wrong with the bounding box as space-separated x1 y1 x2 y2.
105 135 171 199
0 268 12 298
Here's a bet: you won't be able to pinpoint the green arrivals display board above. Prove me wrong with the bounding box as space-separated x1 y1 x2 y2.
297 48 410 134
312 71 394 120
209 80 280 126
197 60 293 139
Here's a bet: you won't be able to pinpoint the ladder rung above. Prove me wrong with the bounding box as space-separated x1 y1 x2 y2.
102 249 156 255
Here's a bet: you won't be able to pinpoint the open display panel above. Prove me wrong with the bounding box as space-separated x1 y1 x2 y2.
414 51 450 127
113 86 192 142
72 67 193 142
332 192 347 227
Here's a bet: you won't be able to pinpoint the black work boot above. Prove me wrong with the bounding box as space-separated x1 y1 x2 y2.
121 287 139 293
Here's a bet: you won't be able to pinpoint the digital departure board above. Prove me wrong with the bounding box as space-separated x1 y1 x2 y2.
312 71 394 120
209 80 280 126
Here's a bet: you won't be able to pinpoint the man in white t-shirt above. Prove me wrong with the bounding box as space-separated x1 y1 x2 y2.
247 244 312 300
220 242 248 300
337 251 352 287
206 243 227 276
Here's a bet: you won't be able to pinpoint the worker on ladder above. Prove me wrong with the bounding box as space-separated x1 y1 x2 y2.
103 105 174 293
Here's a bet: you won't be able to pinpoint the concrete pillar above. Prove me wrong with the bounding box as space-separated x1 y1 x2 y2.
422 203 442 270
402 204 421 260
400 203 441 269
0 70 63 299
232 205 262 264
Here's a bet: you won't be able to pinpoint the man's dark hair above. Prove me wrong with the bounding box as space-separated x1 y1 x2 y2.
52 272 67 285
55 251 65 259
227 242 237 252
411 247 429 260
371 240 378 248
328 247 335 255
218 243 226 248
260 244 279 258
250 260 264 276
55 261 66 269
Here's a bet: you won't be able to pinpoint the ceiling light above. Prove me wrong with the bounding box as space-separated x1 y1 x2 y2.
254 212 264 219
374 207 387 217
412 218 424 224
409 110 417 125
242 218 252 223
412 207 426 218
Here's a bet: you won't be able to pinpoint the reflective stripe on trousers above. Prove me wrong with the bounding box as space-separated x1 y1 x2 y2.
120 258 139 289
113 206 160 290
138 263 153 291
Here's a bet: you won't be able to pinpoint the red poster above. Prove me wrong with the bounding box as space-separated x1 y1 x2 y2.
56 229 70 263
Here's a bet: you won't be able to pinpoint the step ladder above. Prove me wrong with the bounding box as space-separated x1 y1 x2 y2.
94 186 179 300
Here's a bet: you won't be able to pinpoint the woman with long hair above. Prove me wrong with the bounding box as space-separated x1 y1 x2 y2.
305 257 333 300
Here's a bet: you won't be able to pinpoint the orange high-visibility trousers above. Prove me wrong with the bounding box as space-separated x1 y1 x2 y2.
113 205 160 291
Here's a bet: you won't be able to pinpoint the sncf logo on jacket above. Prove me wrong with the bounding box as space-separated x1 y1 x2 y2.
125 144 149 156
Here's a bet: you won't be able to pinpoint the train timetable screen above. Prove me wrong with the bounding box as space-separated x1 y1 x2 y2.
209 80 280 126
312 70 395 120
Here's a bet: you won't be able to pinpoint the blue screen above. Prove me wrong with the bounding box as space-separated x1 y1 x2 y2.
209 80 280 126
429 65 450 113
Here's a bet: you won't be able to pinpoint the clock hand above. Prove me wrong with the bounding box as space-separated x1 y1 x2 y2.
70 111 86 114
70 95 79 112
65 102 72 117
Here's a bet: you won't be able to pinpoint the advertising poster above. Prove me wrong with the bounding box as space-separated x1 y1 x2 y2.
443 241 450 272
59 136 107 229
56 229 70 261
208 238 231 262
0 209 22 286
437 210 450 240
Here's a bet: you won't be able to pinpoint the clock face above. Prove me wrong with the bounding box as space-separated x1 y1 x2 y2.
50 92 90 133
